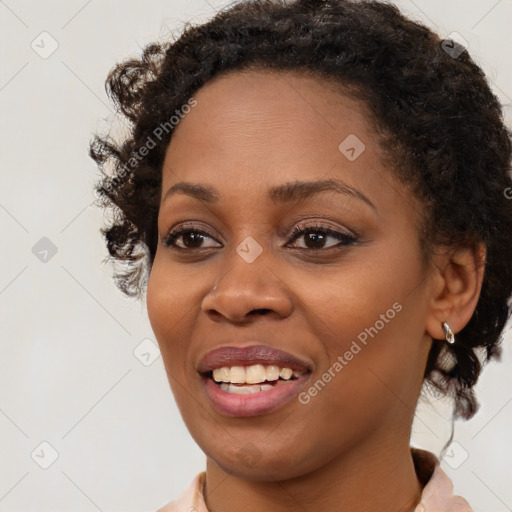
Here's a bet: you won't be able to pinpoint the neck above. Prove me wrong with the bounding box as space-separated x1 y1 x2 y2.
204 435 423 512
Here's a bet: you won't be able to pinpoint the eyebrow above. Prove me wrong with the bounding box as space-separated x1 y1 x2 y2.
163 179 377 212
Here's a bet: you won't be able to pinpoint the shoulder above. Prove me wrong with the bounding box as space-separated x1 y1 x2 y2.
156 472 207 512
412 448 473 512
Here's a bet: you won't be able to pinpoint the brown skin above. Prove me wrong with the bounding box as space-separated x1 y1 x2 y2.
146 70 485 512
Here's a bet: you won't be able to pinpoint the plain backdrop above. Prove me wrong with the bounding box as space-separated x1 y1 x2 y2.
0 1 511 511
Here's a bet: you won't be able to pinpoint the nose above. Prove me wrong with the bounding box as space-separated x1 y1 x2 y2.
200 247 294 324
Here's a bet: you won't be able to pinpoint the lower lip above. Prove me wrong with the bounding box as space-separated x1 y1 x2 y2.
202 373 310 417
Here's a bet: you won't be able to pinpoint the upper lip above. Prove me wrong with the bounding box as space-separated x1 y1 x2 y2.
197 344 313 374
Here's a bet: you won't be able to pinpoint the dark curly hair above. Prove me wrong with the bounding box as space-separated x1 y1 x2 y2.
89 0 512 420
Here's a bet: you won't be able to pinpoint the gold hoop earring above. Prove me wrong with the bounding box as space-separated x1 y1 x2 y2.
442 321 455 344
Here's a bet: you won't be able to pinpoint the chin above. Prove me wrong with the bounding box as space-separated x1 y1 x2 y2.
204 441 321 482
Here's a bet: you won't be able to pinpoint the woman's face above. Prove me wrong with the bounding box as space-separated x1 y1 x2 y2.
147 70 435 479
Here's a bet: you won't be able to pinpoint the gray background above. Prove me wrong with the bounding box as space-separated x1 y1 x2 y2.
0 1 511 511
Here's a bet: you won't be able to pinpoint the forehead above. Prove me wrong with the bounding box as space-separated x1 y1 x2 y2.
161 69 395 209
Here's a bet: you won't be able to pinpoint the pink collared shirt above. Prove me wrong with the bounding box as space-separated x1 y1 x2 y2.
156 449 472 512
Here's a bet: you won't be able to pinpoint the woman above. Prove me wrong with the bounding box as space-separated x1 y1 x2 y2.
90 0 512 510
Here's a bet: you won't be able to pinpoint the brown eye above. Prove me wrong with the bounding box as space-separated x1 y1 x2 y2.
164 227 221 250
287 224 357 250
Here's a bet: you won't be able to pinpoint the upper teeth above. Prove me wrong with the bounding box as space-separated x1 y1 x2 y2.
212 364 305 384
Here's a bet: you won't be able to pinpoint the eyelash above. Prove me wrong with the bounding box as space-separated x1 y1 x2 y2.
163 222 358 251
289 223 357 249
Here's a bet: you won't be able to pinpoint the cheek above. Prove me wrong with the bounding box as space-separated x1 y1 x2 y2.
146 261 172 339
146 256 193 368
292 258 405 355
147 253 198 336
328 310 427 433
146 261 193 407
146 252 219 402
300 243 428 403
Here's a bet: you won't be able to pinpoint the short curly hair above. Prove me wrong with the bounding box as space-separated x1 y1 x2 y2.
89 0 512 420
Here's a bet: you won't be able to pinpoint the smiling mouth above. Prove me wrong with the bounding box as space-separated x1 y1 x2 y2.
206 363 307 395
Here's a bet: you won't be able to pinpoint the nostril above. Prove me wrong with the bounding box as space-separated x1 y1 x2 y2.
250 309 272 316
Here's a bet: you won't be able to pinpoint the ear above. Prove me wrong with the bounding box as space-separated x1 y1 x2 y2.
425 242 486 340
